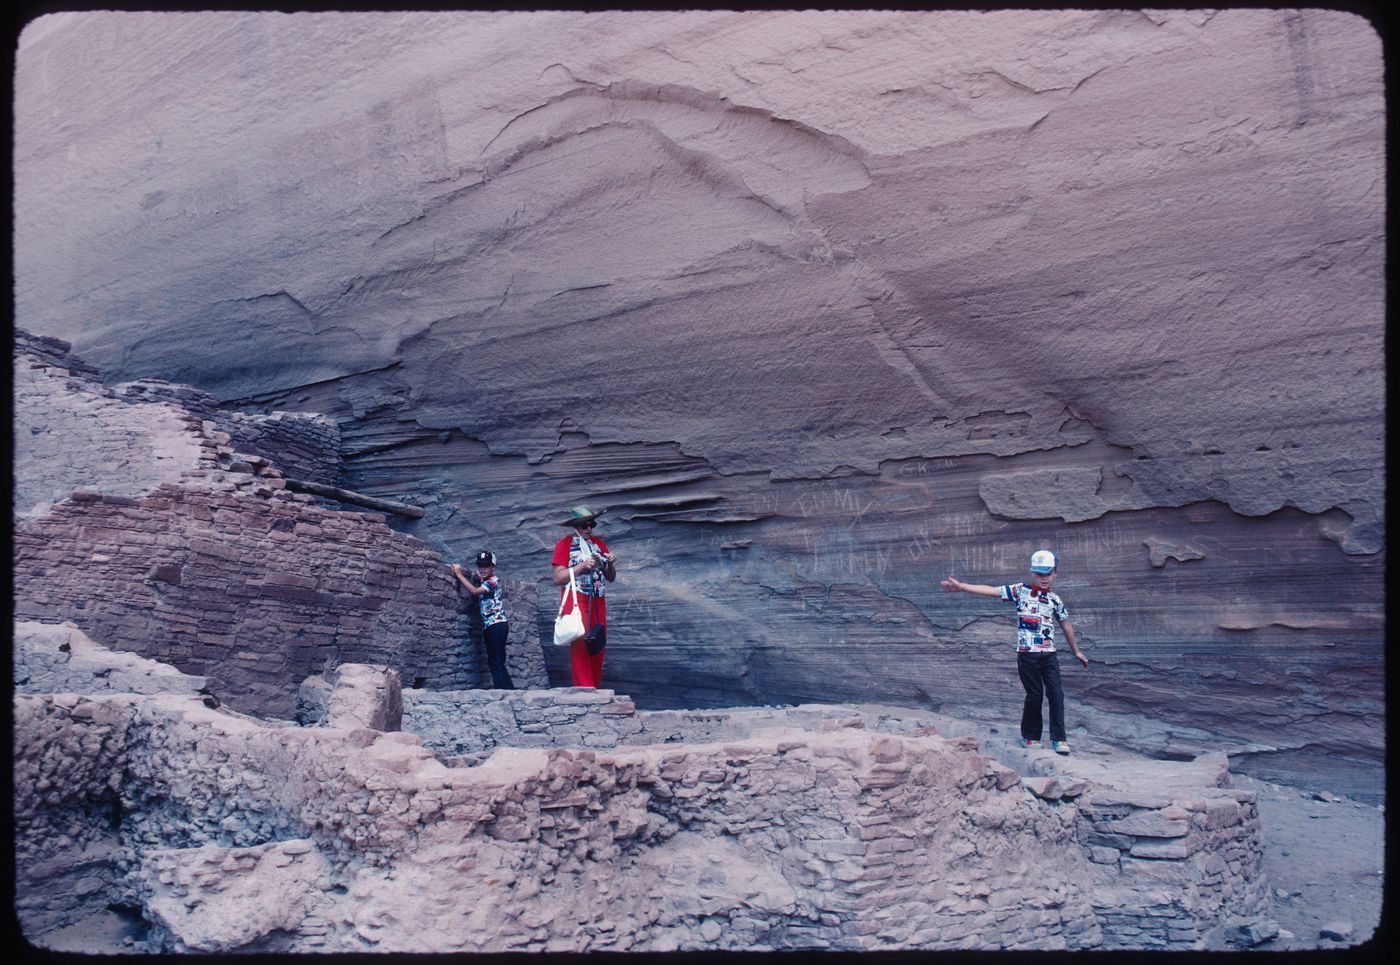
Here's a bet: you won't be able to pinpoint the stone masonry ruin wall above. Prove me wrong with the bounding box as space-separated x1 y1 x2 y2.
14 331 214 517
12 330 545 717
13 633 1270 953
389 684 1273 951
13 620 216 700
13 488 544 716
115 378 344 488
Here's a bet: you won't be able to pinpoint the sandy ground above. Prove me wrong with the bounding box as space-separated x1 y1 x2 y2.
1237 772 1387 951
28 724 1387 955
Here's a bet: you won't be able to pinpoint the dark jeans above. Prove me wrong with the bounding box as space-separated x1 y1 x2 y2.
483 622 514 690
1017 650 1065 742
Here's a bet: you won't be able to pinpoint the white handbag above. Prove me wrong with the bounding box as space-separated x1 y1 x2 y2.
552 565 586 647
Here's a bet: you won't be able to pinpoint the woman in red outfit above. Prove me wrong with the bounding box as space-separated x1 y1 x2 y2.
551 506 618 687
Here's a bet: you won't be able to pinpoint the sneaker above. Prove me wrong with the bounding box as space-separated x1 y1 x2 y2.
1051 740 1072 755
1022 739 1041 748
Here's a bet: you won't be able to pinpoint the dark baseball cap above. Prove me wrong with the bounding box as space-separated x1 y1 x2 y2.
475 550 497 567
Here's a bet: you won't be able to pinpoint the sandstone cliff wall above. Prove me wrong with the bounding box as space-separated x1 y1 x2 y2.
12 11 1385 794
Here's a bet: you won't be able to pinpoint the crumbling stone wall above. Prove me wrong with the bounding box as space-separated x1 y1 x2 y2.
15 329 340 507
401 686 1269 949
13 692 140 935
12 486 541 717
402 688 945 764
12 329 547 717
13 338 214 516
14 328 102 377
117 378 342 486
12 691 1082 952
401 688 640 760
1077 783 1268 948
14 649 1271 954
13 621 216 698
299 664 404 731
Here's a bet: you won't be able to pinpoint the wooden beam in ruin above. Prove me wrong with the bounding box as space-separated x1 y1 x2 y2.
283 478 425 519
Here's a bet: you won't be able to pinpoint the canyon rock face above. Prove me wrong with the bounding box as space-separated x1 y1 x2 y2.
12 11 1385 797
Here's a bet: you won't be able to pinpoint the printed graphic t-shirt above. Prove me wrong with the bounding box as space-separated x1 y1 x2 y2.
1000 582 1069 653
478 576 507 627
551 533 611 598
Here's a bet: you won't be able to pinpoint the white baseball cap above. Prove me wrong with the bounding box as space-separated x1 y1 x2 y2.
1029 550 1057 574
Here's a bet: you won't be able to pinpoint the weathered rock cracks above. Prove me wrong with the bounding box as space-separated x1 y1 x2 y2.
8 10 1385 952
12 11 1385 799
15 644 1272 953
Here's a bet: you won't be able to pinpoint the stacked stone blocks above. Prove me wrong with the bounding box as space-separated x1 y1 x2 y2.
13 620 216 698
1077 783 1268 948
12 329 546 718
14 682 1269 953
13 344 213 516
116 377 342 487
13 485 512 717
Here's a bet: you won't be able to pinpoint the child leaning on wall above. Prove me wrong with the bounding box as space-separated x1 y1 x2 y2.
452 551 515 690
940 550 1089 753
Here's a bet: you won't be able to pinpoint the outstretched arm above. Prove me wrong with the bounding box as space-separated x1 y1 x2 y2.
939 577 1002 598
1061 619 1090 667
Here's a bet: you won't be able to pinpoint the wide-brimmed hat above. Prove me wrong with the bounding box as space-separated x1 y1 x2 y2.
559 505 606 527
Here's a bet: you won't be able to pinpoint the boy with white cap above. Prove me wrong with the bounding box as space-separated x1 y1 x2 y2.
940 550 1089 753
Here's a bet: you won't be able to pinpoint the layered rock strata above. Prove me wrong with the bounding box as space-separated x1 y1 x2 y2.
14 658 1270 953
12 331 545 716
12 10 1386 796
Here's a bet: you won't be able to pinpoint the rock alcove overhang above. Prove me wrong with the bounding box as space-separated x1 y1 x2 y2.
11 9 1384 795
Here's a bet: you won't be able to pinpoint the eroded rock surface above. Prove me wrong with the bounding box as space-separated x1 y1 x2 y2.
14 660 1271 953
12 331 546 715
13 621 215 699
12 11 1385 796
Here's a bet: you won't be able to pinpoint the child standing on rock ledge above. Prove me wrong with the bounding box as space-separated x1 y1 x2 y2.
452 551 514 690
941 550 1089 754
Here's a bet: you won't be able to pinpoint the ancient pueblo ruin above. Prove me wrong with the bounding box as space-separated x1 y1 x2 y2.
11 9 1384 955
